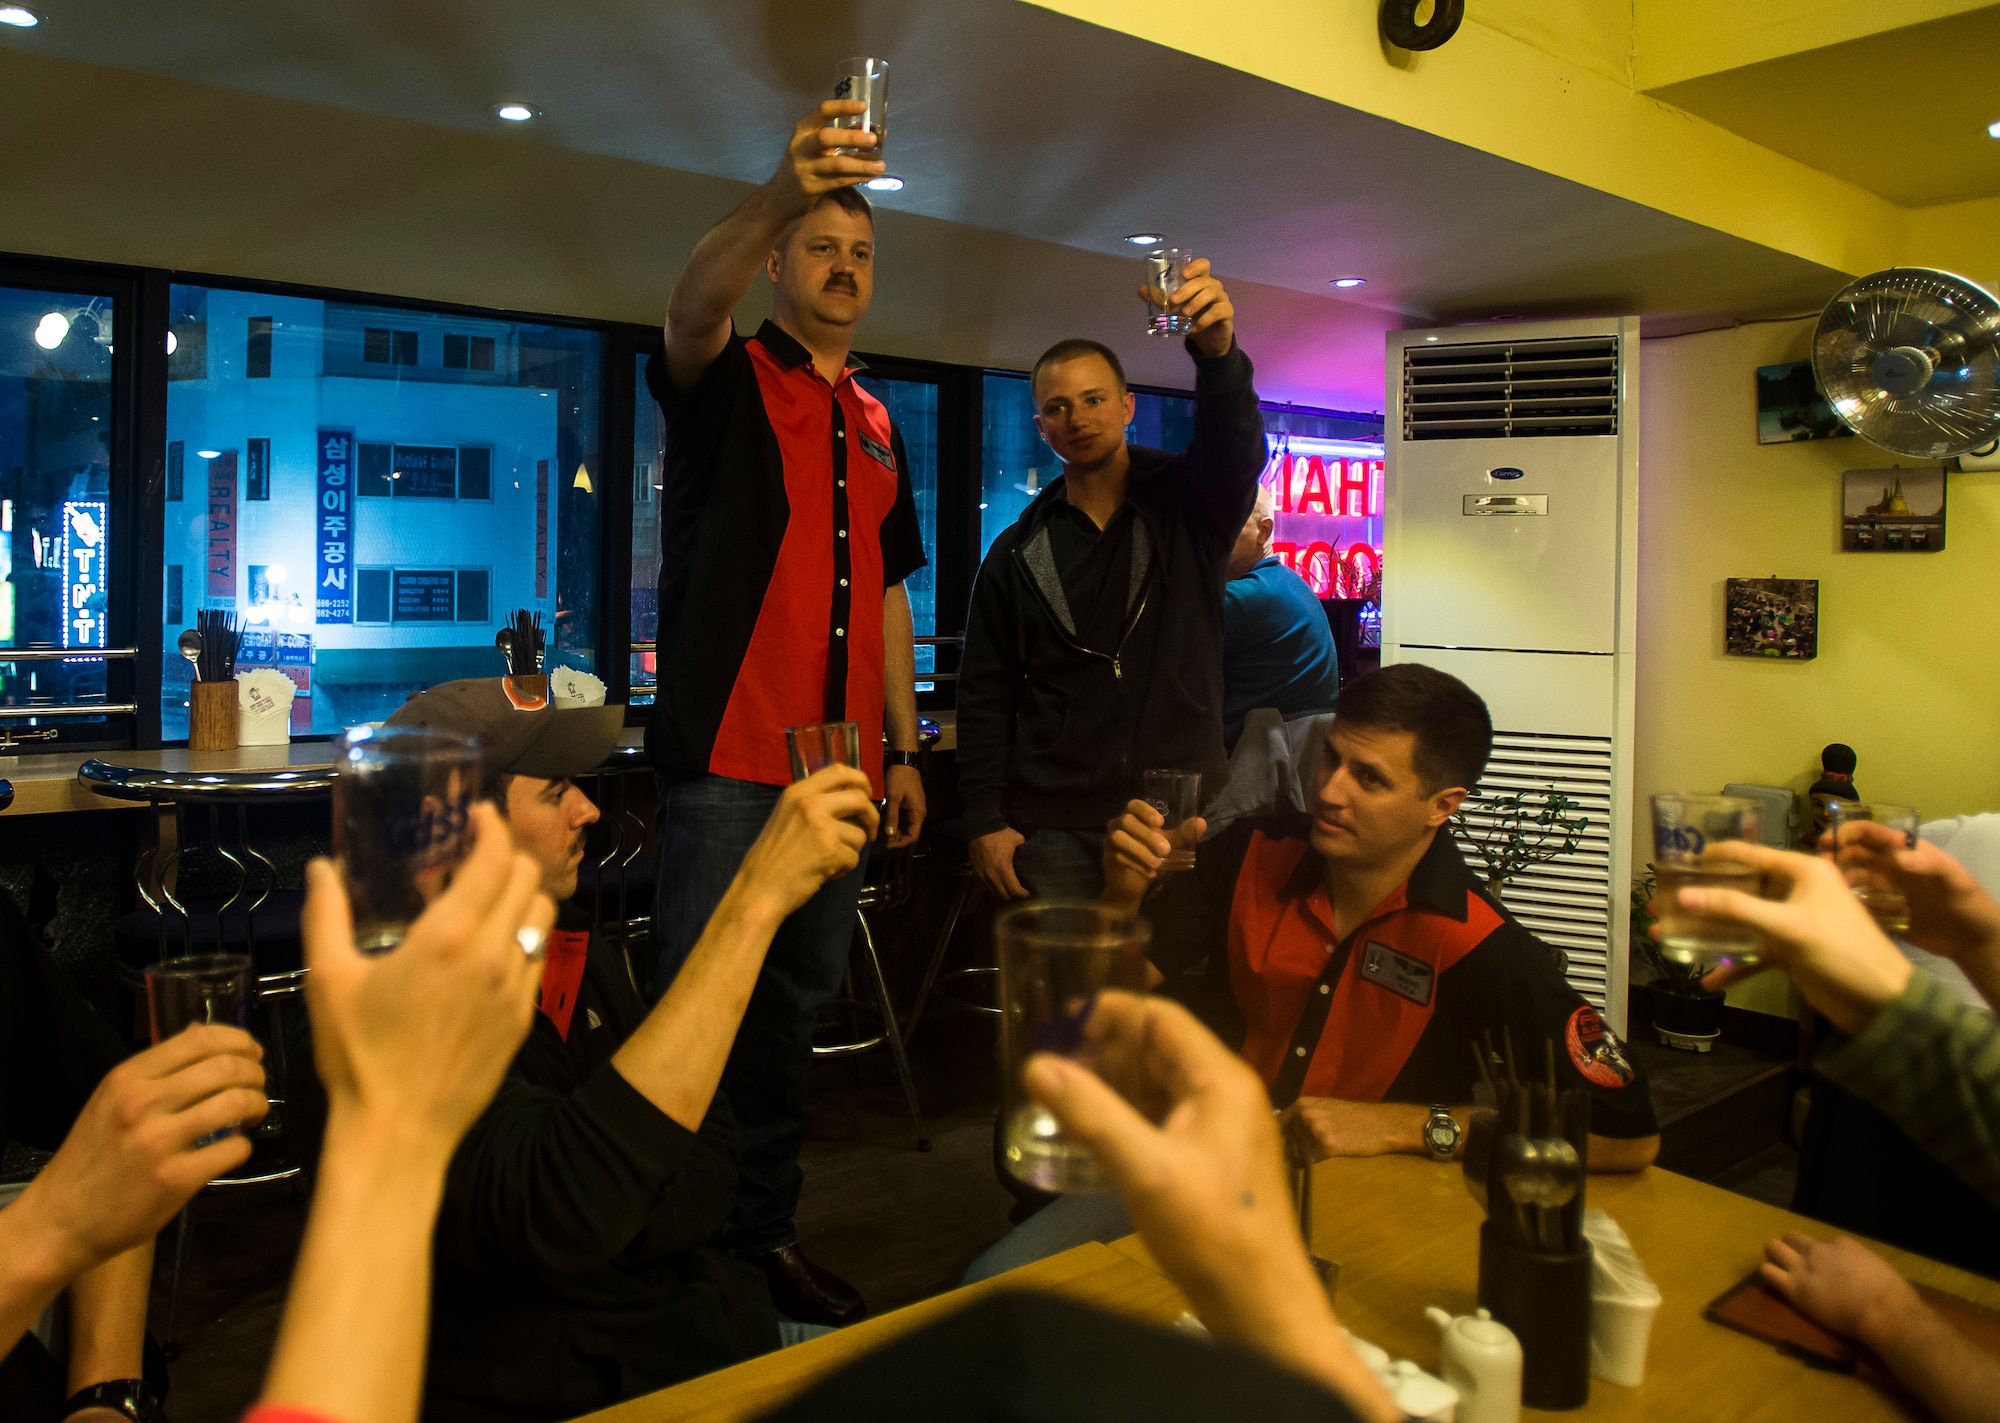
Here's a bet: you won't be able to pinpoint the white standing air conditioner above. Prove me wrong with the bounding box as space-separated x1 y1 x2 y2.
1383 318 1640 1033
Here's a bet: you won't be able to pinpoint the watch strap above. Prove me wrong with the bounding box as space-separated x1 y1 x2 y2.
64 1380 167 1423
884 749 920 768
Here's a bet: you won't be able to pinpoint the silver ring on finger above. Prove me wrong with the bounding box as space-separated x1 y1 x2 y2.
517 925 548 961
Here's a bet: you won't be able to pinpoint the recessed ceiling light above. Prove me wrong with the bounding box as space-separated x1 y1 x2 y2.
0 6 44 27
1424 335 1440 342
1123 233 1166 246
864 174 904 192
1989 119 2000 139
493 103 540 122
1331 277 1367 289
196 449 221 460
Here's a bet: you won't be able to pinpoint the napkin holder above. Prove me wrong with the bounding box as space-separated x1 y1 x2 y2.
188 680 239 752
237 669 295 746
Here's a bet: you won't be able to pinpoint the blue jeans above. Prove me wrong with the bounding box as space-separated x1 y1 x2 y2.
959 1192 1134 1284
1014 828 1106 900
652 774 865 1255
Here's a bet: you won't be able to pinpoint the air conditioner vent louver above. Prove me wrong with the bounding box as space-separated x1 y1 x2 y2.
1451 731 1616 1009
1404 336 1619 440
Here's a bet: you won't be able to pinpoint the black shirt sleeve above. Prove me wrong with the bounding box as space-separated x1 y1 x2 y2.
1144 820 1260 1047
435 1057 723 1281
954 538 1024 840
880 421 928 587
1399 921 1660 1140
1151 341 1267 558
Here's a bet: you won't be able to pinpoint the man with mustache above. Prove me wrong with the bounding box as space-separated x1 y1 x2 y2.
643 99 926 1325
380 679 883 1422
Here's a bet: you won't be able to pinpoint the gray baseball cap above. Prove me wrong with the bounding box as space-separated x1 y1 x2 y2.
386 678 625 780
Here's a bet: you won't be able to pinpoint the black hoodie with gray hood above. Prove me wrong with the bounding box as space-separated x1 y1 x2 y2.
957 341 1266 839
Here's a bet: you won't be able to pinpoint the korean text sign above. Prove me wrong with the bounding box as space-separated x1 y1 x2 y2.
317 427 354 624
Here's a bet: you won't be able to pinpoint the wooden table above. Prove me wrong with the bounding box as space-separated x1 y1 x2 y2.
578 1242 1189 1423
593 1158 1999 1423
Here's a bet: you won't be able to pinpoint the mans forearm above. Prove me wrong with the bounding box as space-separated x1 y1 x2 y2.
261 1117 453 1423
0 1201 91 1363
664 184 798 364
612 882 787 1131
1862 1292 2000 1423
882 584 917 752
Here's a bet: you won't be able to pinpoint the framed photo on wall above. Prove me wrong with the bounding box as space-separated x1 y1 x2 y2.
1725 577 1819 660
1842 467 1946 552
1756 361 1854 444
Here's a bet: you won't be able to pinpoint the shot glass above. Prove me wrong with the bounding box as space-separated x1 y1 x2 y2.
830 57 889 159
786 720 862 780
1142 246 1193 338
996 901 1152 1193
1650 794 1764 972
333 724 480 955
146 954 254 1145
1828 800 1920 934
1141 768 1202 873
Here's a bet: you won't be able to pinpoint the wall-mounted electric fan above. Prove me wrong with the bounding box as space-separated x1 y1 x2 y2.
1812 267 2000 459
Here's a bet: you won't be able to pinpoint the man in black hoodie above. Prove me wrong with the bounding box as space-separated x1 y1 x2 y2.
958 261 1267 900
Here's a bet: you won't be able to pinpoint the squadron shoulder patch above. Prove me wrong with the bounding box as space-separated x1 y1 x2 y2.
1565 1004 1635 1088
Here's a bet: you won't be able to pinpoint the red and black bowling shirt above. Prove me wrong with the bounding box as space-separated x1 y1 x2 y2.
1147 816 1657 1139
645 322 926 796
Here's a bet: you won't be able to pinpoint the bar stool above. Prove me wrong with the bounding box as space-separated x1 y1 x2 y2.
580 742 655 992
809 721 942 1151
79 758 333 1355
904 818 998 1041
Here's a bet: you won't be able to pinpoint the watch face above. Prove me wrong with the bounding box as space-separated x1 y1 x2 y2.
1425 1115 1458 1153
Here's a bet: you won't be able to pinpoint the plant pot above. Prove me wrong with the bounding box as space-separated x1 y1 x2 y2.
1646 980 1724 1052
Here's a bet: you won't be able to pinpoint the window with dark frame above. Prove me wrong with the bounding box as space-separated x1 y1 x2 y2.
442 334 497 371
457 569 490 622
355 567 391 623
456 446 492 500
246 316 273 378
357 441 393 497
363 327 418 366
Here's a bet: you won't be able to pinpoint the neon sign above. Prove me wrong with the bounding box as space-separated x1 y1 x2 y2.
1262 437 1384 599
60 500 107 649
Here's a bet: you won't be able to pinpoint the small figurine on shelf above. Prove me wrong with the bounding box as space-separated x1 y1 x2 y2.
1806 743 1860 850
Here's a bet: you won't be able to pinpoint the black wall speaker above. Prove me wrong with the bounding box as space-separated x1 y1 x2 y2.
1380 0 1465 50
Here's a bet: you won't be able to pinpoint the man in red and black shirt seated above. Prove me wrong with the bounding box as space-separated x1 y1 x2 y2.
642 101 928 1323
384 680 880 1423
1104 663 1660 1170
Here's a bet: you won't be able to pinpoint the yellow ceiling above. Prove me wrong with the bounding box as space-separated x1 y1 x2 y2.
1648 5 2000 207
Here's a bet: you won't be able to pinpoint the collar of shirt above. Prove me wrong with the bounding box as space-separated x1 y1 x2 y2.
1274 827 1477 941
753 319 868 389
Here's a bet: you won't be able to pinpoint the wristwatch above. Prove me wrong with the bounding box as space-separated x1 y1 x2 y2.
1422 1105 1462 1162
884 749 920 769
64 1381 167 1423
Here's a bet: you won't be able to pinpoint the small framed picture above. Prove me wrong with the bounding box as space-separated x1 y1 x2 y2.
1725 578 1818 660
1843 467 1946 552
1756 362 1853 444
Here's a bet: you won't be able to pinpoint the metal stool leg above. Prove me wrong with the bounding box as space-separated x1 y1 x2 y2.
855 909 928 1152
905 872 973 1040
162 1203 194 1360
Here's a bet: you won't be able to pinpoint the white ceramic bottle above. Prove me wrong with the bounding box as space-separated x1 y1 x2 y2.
1425 1305 1522 1423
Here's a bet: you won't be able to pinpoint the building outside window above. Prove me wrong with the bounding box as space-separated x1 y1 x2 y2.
0 283 115 721
853 372 938 679
162 283 602 738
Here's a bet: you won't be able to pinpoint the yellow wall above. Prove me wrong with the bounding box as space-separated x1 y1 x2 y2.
1635 319 2000 1011
1631 0 1989 88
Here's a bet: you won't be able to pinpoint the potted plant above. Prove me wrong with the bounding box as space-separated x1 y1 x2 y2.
1631 865 1726 1051
1451 789 1591 975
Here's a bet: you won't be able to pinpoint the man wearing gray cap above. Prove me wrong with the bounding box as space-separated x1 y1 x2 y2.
383 679 880 1423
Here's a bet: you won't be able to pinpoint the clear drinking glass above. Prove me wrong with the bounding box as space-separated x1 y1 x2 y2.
333 725 480 954
1828 800 1920 934
786 720 862 780
1650 794 1764 971
997 901 1152 1193
1141 768 1202 873
146 954 254 1144
830 57 889 159
1143 247 1193 337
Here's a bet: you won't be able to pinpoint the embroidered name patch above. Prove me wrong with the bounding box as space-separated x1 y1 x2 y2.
1566 1005 1635 1088
1359 940 1434 1006
857 432 896 471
